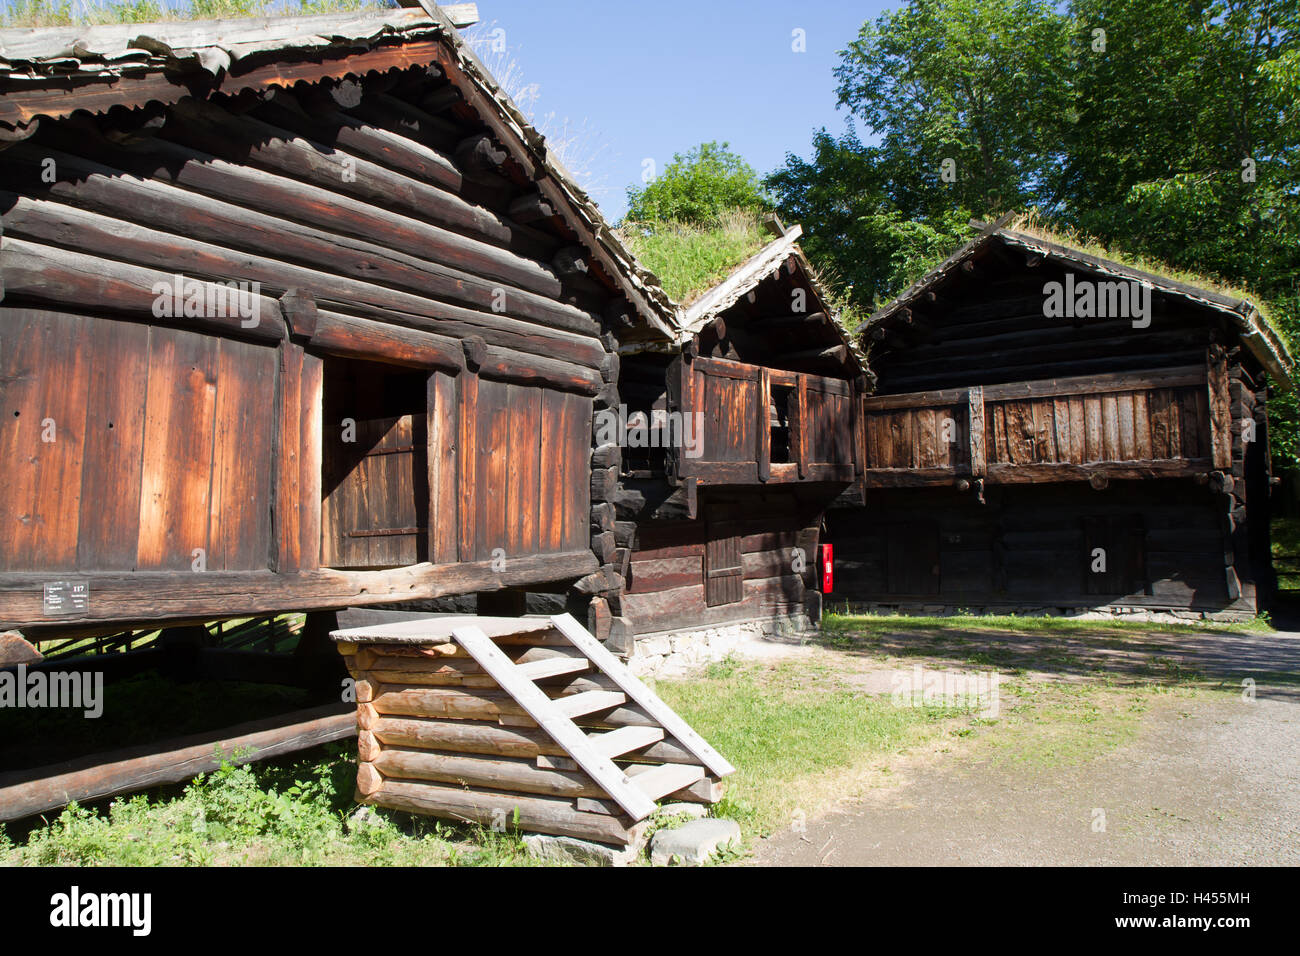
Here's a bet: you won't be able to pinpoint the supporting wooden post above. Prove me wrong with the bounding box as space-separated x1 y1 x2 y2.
1207 345 1232 471
757 367 771 482
968 386 986 480
793 374 808 479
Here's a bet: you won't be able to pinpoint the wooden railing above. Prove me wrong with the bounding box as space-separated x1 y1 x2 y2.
670 354 860 486
860 362 1231 488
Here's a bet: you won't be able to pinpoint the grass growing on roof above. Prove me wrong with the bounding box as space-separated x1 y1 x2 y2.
1007 212 1292 352
0 0 388 28
616 208 768 305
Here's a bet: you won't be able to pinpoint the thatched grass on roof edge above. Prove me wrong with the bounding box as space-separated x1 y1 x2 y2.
1005 212 1292 351
0 0 389 29
616 208 768 306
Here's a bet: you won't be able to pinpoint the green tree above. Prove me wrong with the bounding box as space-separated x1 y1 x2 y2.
625 141 770 224
833 0 1072 220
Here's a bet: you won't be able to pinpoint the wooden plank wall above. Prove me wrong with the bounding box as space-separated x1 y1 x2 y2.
829 483 1239 611
623 494 820 635
983 384 1206 466
864 402 969 470
0 64 621 628
0 309 277 574
870 266 1214 394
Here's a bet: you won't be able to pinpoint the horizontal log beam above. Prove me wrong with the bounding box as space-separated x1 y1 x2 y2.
0 551 599 630
0 703 354 822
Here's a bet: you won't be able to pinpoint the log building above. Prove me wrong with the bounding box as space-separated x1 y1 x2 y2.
0 6 679 650
827 220 1293 619
612 224 868 668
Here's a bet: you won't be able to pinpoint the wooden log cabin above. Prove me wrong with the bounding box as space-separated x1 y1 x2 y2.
0 6 683 659
611 223 869 666
827 220 1294 620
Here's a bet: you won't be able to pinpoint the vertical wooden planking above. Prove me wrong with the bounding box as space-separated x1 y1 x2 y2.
0 312 90 571
1083 396 1102 463
793 374 807 477
428 370 459 565
137 326 218 571
1100 394 1120 461
1207 346 1232 470
1116 393 1136 461
537 388 565 553
505 383 527 556
990 403 1007 464
917 407 937 468
1068 396 1086 464
77 316 149 571
1031 399 1056 463
298 351 323 571
0 311 46 572
757 368 772 481
271 342 303 572
458 370 479 561
520 386 542 556
852 384 865 476
968 387 985 478
1132 391 1151 460
1051 398 1070 464
562 392 592 553
32 314 90 570
209 338 277 571
476 378 510 562
1181 388 1204 459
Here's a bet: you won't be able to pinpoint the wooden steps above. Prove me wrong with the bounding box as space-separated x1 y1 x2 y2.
339 613 735 839
628 762 706 802
588 725 664 760
515 656 590 680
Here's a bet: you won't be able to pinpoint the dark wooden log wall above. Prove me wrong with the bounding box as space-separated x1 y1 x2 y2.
620 492 822 635
867 258 1217 394
828 481 1249 613
0 65 622 631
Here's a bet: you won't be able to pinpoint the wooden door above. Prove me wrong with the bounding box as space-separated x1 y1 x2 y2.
321 360 430 569
705 522 744 607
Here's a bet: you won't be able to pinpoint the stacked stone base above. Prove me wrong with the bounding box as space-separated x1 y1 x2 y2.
629 613 813 678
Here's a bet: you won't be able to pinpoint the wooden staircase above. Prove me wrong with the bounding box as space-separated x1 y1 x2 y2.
337 612 735 844
450 613 734 821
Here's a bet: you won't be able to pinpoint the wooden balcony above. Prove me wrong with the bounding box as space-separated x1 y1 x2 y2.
670 354 860 486
860 362 1232 488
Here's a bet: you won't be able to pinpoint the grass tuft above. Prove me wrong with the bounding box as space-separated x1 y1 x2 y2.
616 208 768 304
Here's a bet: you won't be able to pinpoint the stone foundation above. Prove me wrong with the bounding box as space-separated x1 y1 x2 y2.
837 602 1256 624
628 613 813 678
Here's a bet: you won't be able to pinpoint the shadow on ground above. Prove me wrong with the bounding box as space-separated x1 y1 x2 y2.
814 620 1300 701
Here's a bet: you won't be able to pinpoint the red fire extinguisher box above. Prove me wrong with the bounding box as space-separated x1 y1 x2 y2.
820 542 833 594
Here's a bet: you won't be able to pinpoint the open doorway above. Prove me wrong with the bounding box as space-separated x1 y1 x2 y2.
320 358 430 569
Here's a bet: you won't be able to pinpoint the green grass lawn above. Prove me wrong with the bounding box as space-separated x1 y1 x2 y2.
2 609 1264 866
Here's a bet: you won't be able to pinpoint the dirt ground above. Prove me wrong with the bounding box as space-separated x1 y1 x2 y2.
747 624 1300 867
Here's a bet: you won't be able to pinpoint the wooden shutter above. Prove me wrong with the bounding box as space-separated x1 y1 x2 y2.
704 523 744 607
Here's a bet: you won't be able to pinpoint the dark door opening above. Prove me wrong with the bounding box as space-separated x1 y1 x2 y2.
321 358 430 569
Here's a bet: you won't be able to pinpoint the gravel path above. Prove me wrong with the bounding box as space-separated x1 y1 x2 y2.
754 630 1300 867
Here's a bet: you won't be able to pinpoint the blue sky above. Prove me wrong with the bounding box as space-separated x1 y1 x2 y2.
465 1 897 220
